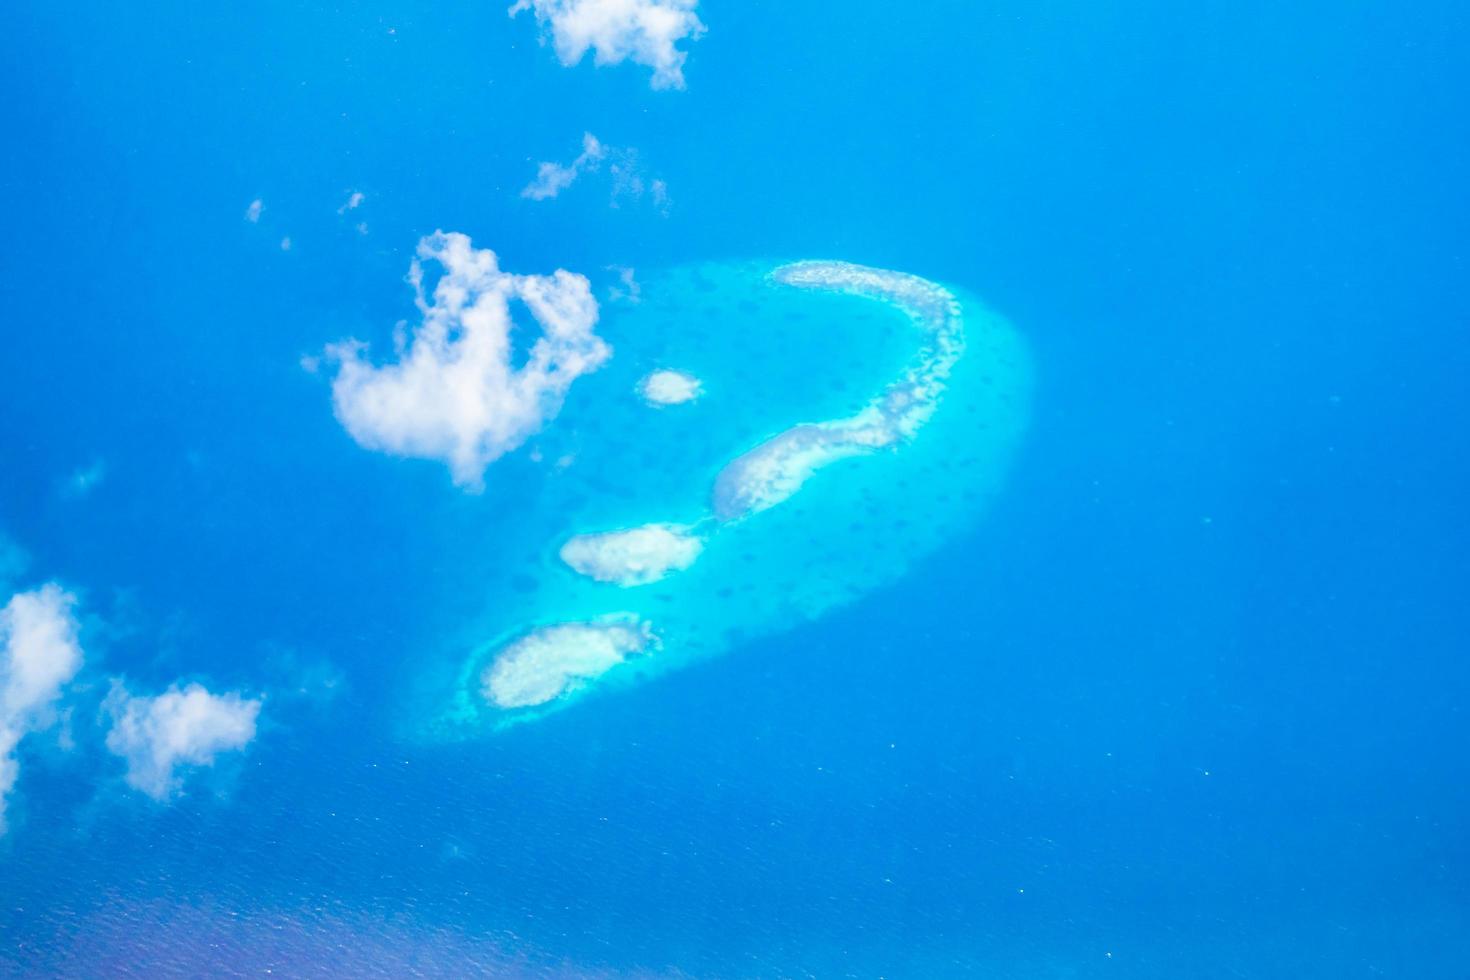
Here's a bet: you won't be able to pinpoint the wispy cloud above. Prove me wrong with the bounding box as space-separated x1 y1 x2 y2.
103 681 261 801
522 133 670 212
60 459 107 501
509 0 705 90
522 133 605 200
245 199 263 223
261 645 345 706
1 584 84 834
606 150 668 213
324 231 610 489
337 191 365 214
606 265 640 303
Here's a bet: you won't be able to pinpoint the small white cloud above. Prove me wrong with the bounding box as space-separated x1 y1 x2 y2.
324 231 610 489
245 199 263 223
509 0 705 90
637 368 702 406
522 132 604 201
103 681 261 801
338 191 365 214
280 236 293 252
523 162 578 201
522 133 667 210
1 584 84 834
60 459 107 500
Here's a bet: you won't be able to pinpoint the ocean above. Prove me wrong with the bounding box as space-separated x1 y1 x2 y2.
1 0 1467 976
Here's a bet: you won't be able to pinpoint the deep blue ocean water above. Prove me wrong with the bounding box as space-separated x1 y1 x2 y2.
2 1 1468 976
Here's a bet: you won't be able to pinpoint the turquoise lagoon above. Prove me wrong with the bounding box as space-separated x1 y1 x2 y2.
421 259 1032 736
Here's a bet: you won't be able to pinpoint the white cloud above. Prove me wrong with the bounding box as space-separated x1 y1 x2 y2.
509 0 705 90
325 231 610 489
606 151 661 210
280 236 293 252
522 133 668 211
245 199 263 223
103 681 261 801
1 584 84 834
522 132 604 200
338 190 365 214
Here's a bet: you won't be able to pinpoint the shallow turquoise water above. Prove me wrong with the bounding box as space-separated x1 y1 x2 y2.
4 2 1469 975
421 259 1031 735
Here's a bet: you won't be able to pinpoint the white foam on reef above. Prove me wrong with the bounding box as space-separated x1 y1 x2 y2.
481 617 655 709
711 261 965 521
637 369 703 406
559 523 704 586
